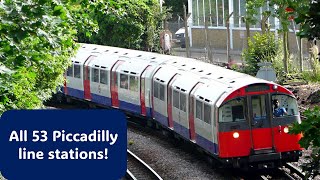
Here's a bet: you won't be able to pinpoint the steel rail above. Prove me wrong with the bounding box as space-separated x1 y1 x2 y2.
127 149 163 180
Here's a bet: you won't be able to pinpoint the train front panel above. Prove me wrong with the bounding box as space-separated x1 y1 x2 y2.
216 83 302 168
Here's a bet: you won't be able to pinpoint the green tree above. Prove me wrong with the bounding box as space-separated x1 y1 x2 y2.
0 0 108 114
78 0 165 51
289 1 320 178
244 0 265 48
163 0 187 20
294 0 320 40
290 107 320 179
242 32 281 76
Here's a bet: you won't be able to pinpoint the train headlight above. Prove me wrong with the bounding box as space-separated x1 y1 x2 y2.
284 127 289 133
233 132 240 139
273 85 278 90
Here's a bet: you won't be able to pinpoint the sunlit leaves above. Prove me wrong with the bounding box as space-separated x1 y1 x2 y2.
290 106 320 179
78 0 165 51
0 0 108 114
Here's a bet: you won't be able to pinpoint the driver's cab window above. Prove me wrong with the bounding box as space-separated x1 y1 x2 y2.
272 95 298 117
219 98 245 122
251 95 266 120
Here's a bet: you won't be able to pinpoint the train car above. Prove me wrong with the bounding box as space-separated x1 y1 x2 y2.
61 43 302 169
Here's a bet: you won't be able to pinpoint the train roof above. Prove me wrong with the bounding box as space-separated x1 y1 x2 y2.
74 43 294 107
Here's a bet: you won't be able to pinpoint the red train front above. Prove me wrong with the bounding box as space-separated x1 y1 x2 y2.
217 83 302 169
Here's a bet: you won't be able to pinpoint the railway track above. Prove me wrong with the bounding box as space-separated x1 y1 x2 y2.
126 149 163 180
283 163 305 180
254 163 306 180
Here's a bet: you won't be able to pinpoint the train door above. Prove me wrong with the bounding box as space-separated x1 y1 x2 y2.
83 55 96 100
110 60 124 108
167 74 179 129
140 66 151 116
188 82 202 141
248 95 273 150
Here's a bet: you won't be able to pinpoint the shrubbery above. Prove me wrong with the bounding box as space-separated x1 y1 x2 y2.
290 106 320 179
241 32 301 83
302 45 320 82
241 32 281 76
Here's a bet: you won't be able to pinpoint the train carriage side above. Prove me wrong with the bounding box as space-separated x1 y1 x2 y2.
170 73 202 140
116 59 152 114
191 80 228 156
152 66 178 127
215 80 302 169
87 54 120 106
65 51 94 99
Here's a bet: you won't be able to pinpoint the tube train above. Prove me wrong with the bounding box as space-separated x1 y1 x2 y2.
61 43 302 169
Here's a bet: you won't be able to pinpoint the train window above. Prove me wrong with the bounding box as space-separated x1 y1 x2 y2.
180 93 186 112
272 95 299 116
74 64 81 78
129 76 139 92
100 70 108 85
159 84 165 101
67 65 73 77
120 74 128 89
204 104 211 124
251 95 266 120
153 81 159 98
219 98 245 123
196 100 202 120
93 68 99 83
173 90 179 108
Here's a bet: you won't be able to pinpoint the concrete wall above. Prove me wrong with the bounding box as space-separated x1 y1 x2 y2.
191 28 310 54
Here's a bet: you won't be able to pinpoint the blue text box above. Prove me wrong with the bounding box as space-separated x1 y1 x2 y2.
0 110 127 180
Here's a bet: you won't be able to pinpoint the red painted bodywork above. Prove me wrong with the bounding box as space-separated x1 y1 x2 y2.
64 75 68 95
224 84 293 102
188 96 195 140
83 65 91 100
273 126 302 152
218 130 251 158
140 66 150 116
140 76 146 116
218 83 302 158
167 86 174 128
218 128 302 158
252 128 273 150
83 56 96 100
110 60 123 108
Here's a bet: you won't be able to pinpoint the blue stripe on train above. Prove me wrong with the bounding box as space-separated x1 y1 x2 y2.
91 93 111 106
65 88 152 117
154 111 168 127
154 111 218 155
65 88 218 154
196 133 218 154
119 100 140 114
67 87 84 99
173 121 190 140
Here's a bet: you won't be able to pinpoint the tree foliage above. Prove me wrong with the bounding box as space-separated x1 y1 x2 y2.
0 0 108 114
290 107 320 179
292 0 320 40
242 32 280 76
163 0 187 20
78 0 165 51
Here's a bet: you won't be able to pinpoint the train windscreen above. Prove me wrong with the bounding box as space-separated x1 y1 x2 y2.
219 98 245 122
272 94 299 117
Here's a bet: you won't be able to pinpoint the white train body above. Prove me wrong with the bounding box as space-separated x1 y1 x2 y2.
62 43 302 169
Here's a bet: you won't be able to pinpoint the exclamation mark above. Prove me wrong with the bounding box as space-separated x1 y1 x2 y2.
104 148 108 159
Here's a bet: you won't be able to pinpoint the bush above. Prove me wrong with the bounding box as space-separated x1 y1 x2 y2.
242 32 280 76
302 45 320 82
290 106 320 179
